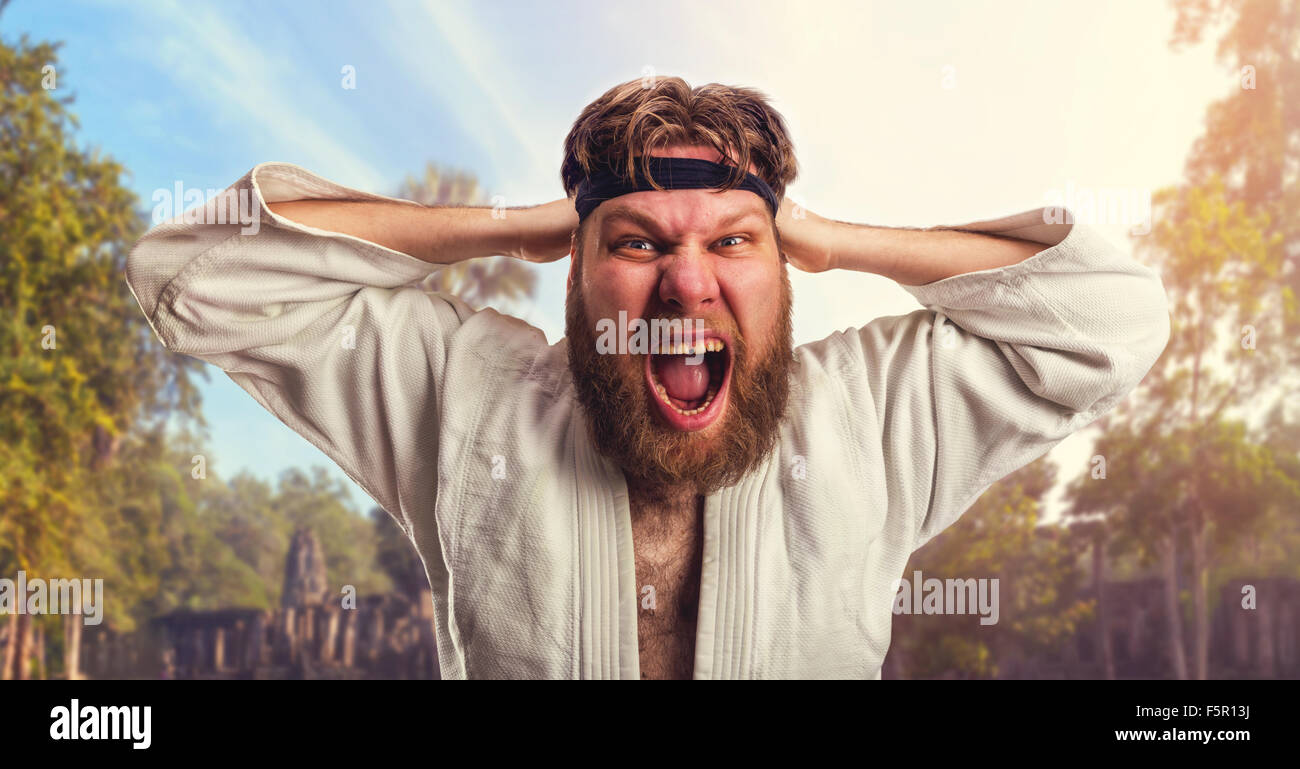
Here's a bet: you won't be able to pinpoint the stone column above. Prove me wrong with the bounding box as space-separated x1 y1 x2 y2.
321 609 340 664
341 610 357 668
246 614 266 670
212 626 226 672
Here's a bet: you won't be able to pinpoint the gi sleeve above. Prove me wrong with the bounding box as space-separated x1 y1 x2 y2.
125 162 474 539
826 209 1169 548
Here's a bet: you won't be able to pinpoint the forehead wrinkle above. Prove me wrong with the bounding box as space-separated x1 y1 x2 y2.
598 194 769 241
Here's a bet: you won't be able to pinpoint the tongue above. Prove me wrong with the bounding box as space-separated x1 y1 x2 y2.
657 355 709 402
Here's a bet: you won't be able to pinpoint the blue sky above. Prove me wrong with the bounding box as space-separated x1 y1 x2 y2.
12 0 1231 517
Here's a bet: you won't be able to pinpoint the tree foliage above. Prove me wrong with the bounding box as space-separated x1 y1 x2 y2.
891 458 1093 678
396 161 538 310
0 31 206 588
1056 0 1300 679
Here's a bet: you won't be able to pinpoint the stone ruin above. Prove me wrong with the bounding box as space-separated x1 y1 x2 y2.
74 529 440 680
281 528 331 609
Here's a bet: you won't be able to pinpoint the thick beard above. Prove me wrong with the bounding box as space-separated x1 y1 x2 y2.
565 270 794 496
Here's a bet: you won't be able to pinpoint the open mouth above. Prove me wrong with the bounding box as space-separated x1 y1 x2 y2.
644 331 733 431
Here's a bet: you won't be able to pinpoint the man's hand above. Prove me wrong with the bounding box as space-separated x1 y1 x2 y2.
510 199 579 263
774 197 1044 285
775 197 835 273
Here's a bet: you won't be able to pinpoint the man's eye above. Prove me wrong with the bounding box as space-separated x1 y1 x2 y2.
718 235 746 248
618 239 654 251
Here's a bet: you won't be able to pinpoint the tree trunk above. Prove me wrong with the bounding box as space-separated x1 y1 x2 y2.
34 623 46 680
1 611 15 681
1257 592 1277 678
1188 514 1210 680
1094 539 1116 679
11 612 32 680
1160 532 1189 680
64 614 82 680
1183 323 1213 680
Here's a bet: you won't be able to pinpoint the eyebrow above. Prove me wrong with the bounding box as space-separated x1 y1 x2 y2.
599 204 767 236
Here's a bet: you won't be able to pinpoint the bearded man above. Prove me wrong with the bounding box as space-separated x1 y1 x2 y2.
126 77 1169 679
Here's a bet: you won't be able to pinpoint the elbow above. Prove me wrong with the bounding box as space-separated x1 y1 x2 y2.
1127 267 1172 381
124 228 172 327
1086 269 1170 414
124 221 223 351
124 230 183 351
1080 239 1172 399
1032 265 1172 417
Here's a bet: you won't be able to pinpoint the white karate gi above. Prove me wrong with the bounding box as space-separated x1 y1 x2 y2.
126 163 1170 679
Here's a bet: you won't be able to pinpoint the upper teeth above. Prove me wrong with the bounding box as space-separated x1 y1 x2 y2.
657 339 725 355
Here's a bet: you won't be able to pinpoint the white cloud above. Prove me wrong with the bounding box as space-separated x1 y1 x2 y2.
125 0 385 190
381 0 556 193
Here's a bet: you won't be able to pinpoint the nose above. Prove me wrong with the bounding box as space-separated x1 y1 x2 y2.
658 247 719 314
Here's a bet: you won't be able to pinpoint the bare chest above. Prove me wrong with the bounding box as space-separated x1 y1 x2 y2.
627 492 704 680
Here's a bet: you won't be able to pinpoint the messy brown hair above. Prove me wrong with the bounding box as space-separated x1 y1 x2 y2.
561 77 799 212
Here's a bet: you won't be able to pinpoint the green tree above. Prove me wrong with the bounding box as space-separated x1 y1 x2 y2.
199 471 283 602
1171 0 1300 366
1067 408 1298 678
0 18 538 677
0 29 204 678
269 467 391 598
371 506 427 599
396 161 538 310
889 458 1093 679
1059 1 1300 680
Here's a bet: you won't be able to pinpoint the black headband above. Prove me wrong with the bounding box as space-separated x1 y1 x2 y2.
573 156 780 222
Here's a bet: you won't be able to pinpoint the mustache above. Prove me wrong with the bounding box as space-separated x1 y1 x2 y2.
564 271 794 494
588 310 745 350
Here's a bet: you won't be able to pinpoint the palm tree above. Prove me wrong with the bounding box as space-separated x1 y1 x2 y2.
395 162 538 310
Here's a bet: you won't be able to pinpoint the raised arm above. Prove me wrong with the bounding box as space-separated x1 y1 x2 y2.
124 162 571 539
264 197 576 265
785 202 1171 548
776 198 1045 283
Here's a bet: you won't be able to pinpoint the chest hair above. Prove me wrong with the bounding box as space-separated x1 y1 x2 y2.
627 488 704 680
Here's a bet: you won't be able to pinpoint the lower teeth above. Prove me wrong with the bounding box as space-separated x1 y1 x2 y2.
652 379 718 416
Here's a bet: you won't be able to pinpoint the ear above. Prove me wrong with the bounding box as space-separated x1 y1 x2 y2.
566 232 578 293
771 217 787 265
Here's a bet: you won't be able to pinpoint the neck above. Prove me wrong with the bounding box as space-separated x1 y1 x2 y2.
623 471 699 508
